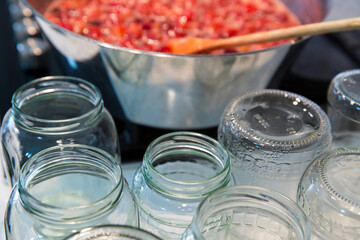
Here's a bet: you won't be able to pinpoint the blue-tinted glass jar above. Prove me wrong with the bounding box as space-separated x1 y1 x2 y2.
0 76 121 185
297 148 360 240
5 144 137 240
326 69 360 149
132 132 232 239
182 186 311 240
218 89 332 200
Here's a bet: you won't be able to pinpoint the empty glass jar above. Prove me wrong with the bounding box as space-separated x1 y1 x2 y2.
5 144 137 240
297 148 360 240
218 89 332 200
0 76 121 185
327 69 360 149
65 225 162 240
182 186 311 240
132 132 232 239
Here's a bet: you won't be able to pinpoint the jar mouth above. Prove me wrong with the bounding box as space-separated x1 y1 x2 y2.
327 69 360 122
65 225 162 240
11 76 103 134
318 148 360 211
221 89 331 151
143 132 231 199
18 144 123 223
192 186 311 240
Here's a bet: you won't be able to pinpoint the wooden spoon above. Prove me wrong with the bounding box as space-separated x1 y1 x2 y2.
168 17 360 55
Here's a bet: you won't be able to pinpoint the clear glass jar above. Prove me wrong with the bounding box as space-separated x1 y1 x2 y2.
218 89 332 200
5 144 138 240
132 132 232 239
182 186 311 240
327 69 360 149
0 76 121 186
65 225 162 240
297 148 360 240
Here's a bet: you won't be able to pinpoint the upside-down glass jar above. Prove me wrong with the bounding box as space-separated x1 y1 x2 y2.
327 69 360 149
218 89 332 200
0 76 121 186
132 132 232 239
182 186 311 240
65 225 162 240
5 144 138 240
297 148 360 240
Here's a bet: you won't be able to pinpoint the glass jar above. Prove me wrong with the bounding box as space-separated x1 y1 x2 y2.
182 186 311 240
297 148 360 240
65 225 162 240
327 69 360 149
0 76 121 186
132 132 232 239
218 89 332 200
5 144 138 240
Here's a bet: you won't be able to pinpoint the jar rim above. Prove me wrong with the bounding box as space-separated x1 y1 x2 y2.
65 225 162 240
18 144 123 222
222 89 331 150
11 76 104 134
318 148 360 209
191 185 311 240
297 148 360 239
143 131 231 198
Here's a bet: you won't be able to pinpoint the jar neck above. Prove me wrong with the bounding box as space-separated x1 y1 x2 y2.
191 186 311 240
142 132 231 199
18 144 123 223
11 76 104 134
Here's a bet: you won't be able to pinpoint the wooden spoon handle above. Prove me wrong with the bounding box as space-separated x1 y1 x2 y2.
193 17 360 54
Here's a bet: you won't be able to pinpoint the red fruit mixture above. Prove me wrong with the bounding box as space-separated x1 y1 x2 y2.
44 0 300 53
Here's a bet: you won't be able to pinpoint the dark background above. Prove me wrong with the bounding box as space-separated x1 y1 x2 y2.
0 0 24 117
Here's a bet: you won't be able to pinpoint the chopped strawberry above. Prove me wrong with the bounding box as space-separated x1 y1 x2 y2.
44 0 300 54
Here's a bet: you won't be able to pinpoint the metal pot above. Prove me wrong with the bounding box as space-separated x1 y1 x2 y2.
22 0 331 129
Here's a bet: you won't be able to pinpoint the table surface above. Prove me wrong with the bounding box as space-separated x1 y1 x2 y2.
1 0 360 239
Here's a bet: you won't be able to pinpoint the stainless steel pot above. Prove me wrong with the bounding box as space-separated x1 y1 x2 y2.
23 0 331 129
